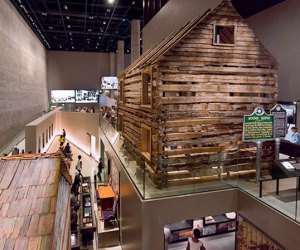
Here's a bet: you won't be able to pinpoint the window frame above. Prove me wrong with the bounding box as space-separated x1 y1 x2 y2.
213 23 236 46
141 123 152 161
141 67 153 108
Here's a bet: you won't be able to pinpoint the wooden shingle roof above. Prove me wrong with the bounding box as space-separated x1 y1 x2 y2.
0 154 71 249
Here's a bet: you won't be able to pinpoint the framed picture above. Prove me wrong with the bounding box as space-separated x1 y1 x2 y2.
278 102 297 125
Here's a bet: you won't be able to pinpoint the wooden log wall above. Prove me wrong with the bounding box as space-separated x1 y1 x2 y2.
118 0 278 188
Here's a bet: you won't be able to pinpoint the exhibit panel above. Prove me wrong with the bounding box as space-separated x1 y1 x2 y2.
236 215 284 250
118 0 278 188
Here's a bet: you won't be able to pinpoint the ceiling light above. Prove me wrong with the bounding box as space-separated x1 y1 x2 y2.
70 38 73 40
103 21 106 25
127 49 130 53
132 1 135 4
72 46 74 49
97 43 99 46
96 46 98 49
98 36 101 39
42 12 47 16
108 0 114 4
64 5 68 10
49 26 53 30
69 32 72 35
122 19 126 22
115 31 118 34
107 9 111 13
66 16 70 20
89 16 94 19
67 25 71 28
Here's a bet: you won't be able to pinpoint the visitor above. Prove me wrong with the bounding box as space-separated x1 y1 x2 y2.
62 128 66 138
75 106 80 112
76 155 83 172
97 158 103 182
290 127 300 144
59 135 65 147
164 227 171 250
90 106 95 113
186 228 205 250
64 142 73 160
11 146 19 155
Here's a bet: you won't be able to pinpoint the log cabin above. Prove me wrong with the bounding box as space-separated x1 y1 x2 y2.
0 153 71 249
118 0 278 188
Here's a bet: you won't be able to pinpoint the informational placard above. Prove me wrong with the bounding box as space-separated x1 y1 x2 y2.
270 104 287 138
243 107 274 142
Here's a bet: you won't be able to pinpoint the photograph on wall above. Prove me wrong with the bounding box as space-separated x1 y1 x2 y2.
278 102 297 141
75 90 99 103
101 76 118 90
279 103 296 125
51 90 75 103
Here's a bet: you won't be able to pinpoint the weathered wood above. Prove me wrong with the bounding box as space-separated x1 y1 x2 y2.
118 0 277 188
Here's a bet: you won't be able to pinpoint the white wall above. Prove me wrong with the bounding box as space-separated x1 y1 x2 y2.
0 0 48 150
142 0 222 52
246 0 300 102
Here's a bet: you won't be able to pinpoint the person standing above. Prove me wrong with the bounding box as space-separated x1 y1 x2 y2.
97 158 103 182
291 127 300 144
76 155 83 173
59 135 65 147
62 129 66 138
186 228 205 250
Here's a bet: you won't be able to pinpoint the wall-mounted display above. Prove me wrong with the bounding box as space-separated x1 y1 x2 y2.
51 90 76 103
101 76 118 90
278 102 297 125
75 90 99 103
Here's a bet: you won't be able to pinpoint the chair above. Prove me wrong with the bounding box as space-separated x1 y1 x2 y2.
101 198 117 230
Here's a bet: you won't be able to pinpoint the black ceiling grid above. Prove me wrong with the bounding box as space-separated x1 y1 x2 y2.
10 0 143 53
10 0 285 53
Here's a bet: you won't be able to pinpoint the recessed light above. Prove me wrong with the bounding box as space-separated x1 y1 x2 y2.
132 1 135 4
108 0 114 4
115 31 118 34
69 32 72 35
67 25 71 28
122 19 126 22
64 5 68 10
42 12 47 16
97 43 99 46
103 21 106 25
66 16 70 20
127 49 130 53
49 26 53 30
99 36 101 39
72 46 74 49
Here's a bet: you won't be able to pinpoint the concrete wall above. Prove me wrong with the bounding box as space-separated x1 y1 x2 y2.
99 129 143 250
59 112 100 158
0 0 48 150
142 0 222 52
25 108 61 153
47 51 110 91
246 0 300 102
238 190 300 249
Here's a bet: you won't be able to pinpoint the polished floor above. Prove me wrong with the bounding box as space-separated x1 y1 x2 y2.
168 232 235 250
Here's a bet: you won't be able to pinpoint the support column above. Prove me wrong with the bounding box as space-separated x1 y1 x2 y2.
109 52 115 76
131 19 141 63
117 40 124 76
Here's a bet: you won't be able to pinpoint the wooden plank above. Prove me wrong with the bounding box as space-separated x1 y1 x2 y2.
0 160 19 190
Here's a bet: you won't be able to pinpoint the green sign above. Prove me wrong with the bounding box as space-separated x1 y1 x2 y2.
243 107 274 142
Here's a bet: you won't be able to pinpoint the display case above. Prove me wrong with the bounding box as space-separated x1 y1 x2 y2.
79 177 97 242
166 212 236 243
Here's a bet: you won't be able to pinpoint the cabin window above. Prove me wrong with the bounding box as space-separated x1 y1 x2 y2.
119 79 124 102
118 114 124 133
141 124 151 160
214 25 235 45
141 69 152 107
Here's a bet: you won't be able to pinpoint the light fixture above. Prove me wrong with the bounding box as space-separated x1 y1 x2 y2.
67 25 71 28
64 5 68 10
122 19 126 22
42 12 47 16
103 21 106 25
66 16 70 20
132 1 135 4
108 0 114 4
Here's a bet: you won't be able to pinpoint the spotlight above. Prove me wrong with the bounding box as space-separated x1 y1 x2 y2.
108 0 114 4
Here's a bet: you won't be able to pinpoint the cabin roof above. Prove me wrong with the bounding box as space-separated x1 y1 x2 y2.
120 0 277 77
0 154 70 249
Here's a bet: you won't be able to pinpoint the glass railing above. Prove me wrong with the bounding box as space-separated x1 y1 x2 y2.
100 118 300 223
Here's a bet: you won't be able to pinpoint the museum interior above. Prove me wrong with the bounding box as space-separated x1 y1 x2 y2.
2 0 300 249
